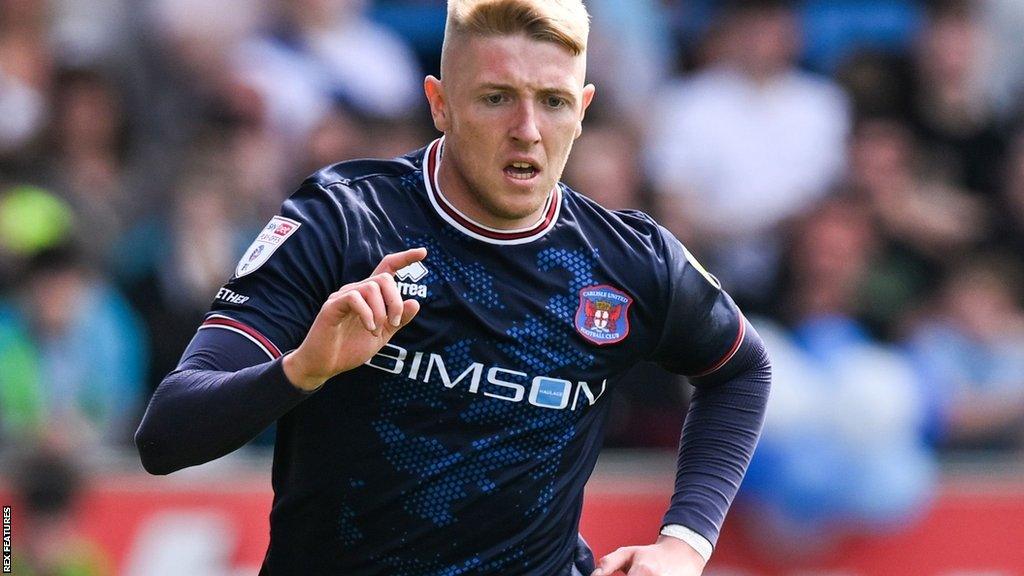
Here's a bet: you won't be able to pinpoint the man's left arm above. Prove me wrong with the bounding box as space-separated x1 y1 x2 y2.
594 321 770 576
594 228 771 575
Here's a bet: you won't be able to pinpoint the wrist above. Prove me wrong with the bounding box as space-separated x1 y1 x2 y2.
282 351 327 392
653 535 708 570
659 525 712 564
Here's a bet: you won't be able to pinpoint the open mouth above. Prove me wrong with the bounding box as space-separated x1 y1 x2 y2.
504 161 539 181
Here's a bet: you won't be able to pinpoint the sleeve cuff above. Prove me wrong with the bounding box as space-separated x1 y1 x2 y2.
660 524 713 563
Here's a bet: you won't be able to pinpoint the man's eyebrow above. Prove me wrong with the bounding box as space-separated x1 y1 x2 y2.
476 82 516 92
475 82 577 100
540 87 576 100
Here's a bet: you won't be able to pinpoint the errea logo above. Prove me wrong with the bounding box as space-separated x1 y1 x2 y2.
396 262 428 282
395 261 429 298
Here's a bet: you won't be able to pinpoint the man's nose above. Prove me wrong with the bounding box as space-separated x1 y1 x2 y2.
509 102 541 145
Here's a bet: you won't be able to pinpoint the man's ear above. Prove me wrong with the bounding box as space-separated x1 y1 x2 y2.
424 76 449 133
576 83 596 139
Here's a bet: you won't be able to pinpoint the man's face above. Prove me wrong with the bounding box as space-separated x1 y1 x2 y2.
426 33 595 227
729 9 800 77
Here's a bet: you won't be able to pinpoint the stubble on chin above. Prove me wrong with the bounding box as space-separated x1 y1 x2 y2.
477 184 552 223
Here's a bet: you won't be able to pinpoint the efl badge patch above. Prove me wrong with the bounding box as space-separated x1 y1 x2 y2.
235 216 301 277
575 285 633 345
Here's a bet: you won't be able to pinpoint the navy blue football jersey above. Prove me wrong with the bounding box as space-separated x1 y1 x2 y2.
206 138 744 575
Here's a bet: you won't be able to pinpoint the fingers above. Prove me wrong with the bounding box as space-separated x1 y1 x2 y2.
373 247 427 276
592 547 637 576
355 280 386 335
323 248 427 335
374 273 404 328
397 298 420 329
329 290 376 332
328 273 407 334
356 274 403 331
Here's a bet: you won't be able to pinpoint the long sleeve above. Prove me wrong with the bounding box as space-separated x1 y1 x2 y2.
662 319 771 549
135 183 345 475
134 328 314 475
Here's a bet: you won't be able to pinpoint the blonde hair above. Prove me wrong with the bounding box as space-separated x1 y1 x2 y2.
442 0 590 72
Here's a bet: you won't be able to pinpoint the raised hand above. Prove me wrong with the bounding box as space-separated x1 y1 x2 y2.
282 248 427 391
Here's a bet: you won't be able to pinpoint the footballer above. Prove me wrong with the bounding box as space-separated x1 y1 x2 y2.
135 1 771 575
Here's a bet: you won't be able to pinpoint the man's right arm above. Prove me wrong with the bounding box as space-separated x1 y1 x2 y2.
134 328 311 475
134 248 427 475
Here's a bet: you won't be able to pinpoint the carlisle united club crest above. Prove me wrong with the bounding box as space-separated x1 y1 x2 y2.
574 285 633 345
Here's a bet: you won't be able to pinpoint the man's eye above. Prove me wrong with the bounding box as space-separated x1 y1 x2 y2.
485 94 506 105
546 96 568 109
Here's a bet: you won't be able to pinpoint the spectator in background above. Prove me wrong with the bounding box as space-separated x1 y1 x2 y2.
768 198 878 324
0 0 53 168
563 119 649 212
644 0 849 311
847 115 988 336
301 105 367 176
0 185 73 443
41 67 142 266
742 198 934 557
0 184 75 289
116 152 255 394
222 121 295 222
233 0 423 145
300 104 435 176
585 0 675 128
140 0 266 179
907 254 1024 452
911 0 1008 198
834 47 916 120
0 243 147 450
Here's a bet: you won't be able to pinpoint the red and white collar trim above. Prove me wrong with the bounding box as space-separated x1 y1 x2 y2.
422 137 561 245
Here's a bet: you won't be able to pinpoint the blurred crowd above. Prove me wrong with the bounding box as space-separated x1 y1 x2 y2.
2 0 1024 563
